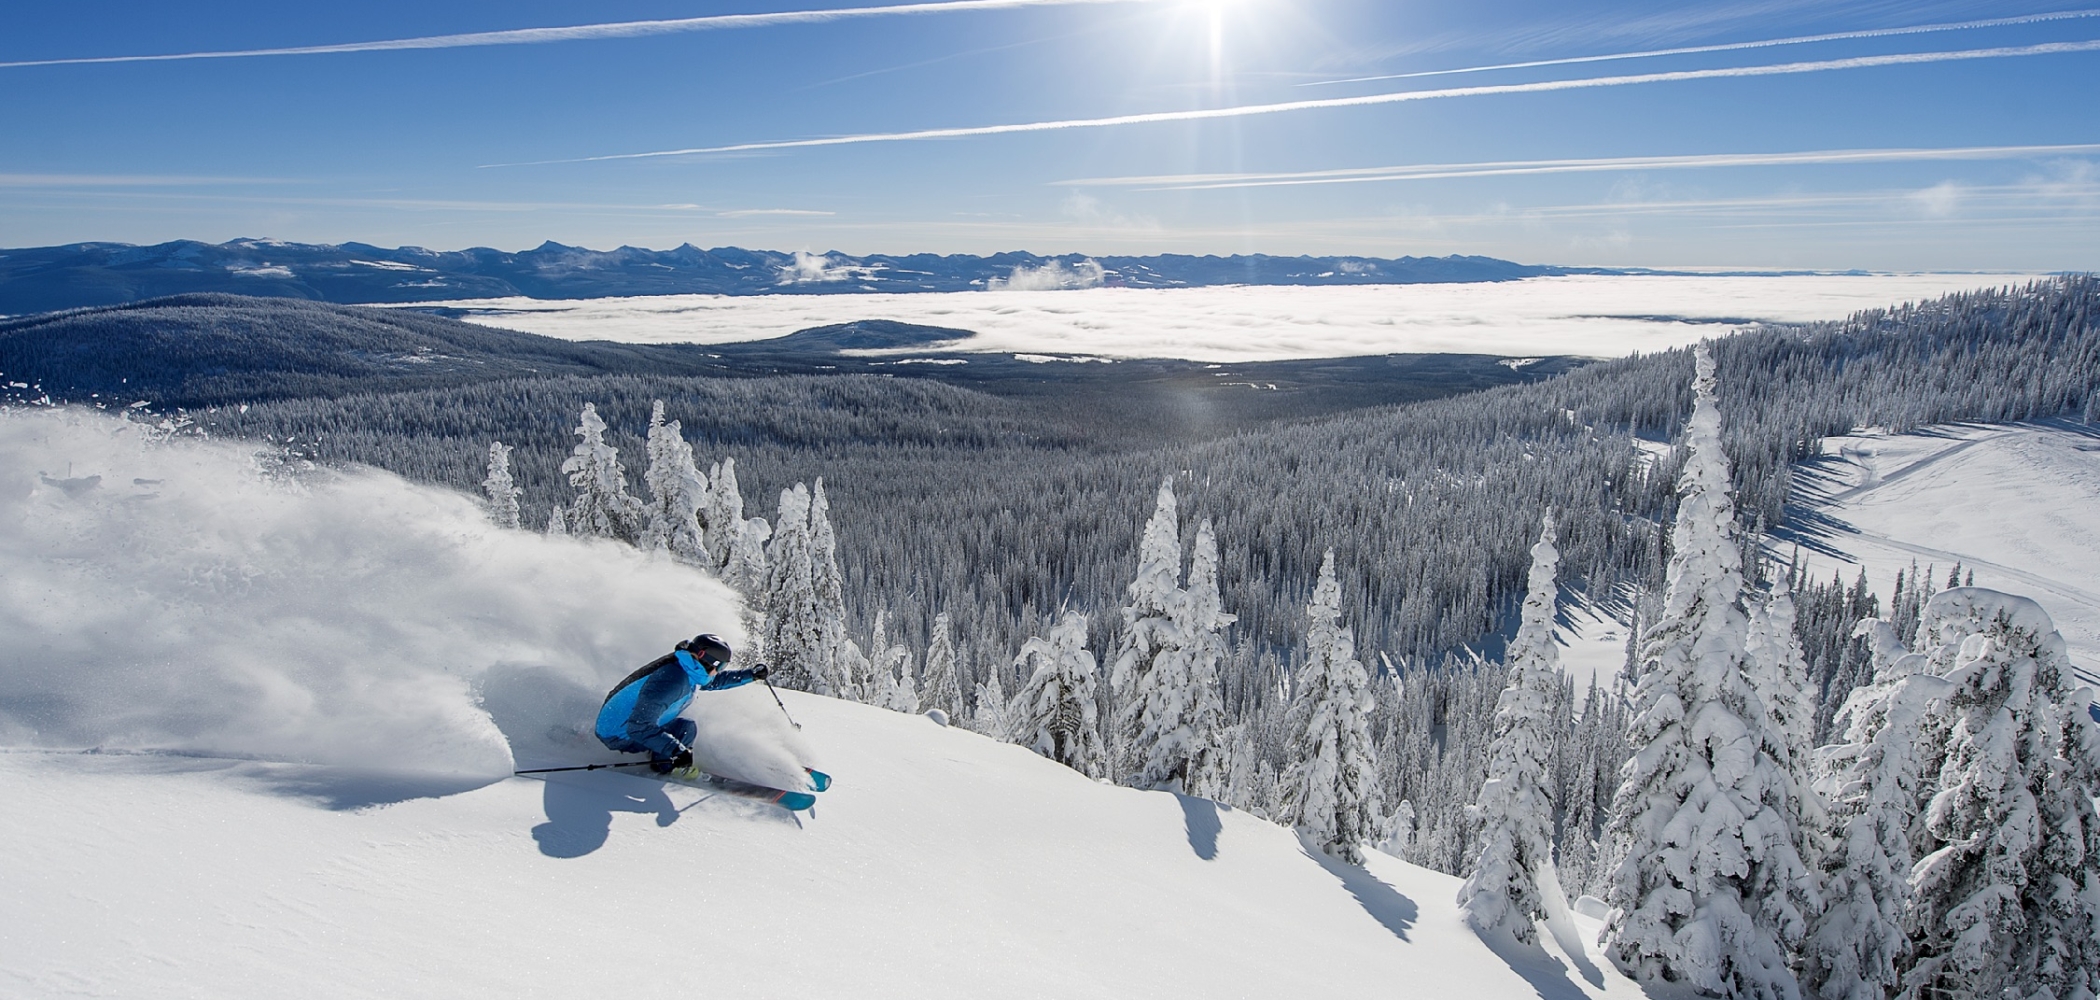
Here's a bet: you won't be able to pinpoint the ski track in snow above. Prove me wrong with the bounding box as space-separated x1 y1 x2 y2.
1777 421 2100 689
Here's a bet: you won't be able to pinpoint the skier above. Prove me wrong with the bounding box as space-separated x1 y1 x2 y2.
596 633 768 773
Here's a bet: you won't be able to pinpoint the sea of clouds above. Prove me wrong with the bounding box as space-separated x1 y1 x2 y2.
0 407 797 783
407 273 2043 362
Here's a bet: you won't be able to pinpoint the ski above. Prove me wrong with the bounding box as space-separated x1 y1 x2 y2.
647 767 819 811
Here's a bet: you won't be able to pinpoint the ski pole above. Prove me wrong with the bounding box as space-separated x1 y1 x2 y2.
760 670 802 730
513 761 661 776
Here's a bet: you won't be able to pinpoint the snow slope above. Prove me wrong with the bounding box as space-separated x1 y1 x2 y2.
0 407 1649 1000
1777 421 2100 688
407 273 2036 363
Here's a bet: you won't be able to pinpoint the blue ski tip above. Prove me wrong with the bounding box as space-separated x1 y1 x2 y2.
804 768 833 793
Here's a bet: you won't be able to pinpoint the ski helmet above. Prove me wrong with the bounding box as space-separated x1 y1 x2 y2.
687 633 732 669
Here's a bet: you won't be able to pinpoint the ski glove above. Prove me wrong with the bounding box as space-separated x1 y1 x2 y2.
752 664 770 680
672 750 694 770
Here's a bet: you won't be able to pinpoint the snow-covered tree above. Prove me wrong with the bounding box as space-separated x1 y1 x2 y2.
723 515 770 596
1111 477 1186 785
806 479 850 696
705 457 747 570
1902 588 2100 1000
560 402 646 543
1458 512 1564 943
864 611 919 713
971 660 1012 741
1803 618 1945 1000
1601 346 1817 1000
1281 551 1381 864
481 440 520 529
1012 610 1108 778
639 401 708 565
1175 518 1234 799
760 484 823 690
544 503 567 536
920 611 962 721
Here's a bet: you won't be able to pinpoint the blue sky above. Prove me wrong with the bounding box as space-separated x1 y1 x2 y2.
3 0 2097 268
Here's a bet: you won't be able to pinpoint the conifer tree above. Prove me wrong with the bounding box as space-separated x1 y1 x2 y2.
971 660 1012 741
1902 589 2100 1000
760 484 823 690
560 402 645 543
1012 610 1108 777
639 401 708 565
481 440 520 529
1803 618 1944 1000
1176 518 1235 799
544 504 567 536
1459 512 1565 943
705 457 747 571
724 516 770 596
807 479 850 696
865 611 919 711
920 611 963 721
1111 477 1186 785
1281 551 1381 863
1601 346 1817 1000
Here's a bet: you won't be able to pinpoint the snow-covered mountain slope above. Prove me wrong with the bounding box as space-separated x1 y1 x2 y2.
1778 421 2100 687
2 697 1655 1000
0 406 1647 1000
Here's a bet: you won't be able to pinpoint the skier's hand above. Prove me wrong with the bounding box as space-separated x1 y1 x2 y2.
673 751 694 770
752 664 770 680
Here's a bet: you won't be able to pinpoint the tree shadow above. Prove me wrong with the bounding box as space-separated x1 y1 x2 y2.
1475 927 1599 1000
1306 846 1417 941
1174 792 1221 861
529 774 680 858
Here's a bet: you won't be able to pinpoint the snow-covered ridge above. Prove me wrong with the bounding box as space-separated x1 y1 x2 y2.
1778 421 2100 687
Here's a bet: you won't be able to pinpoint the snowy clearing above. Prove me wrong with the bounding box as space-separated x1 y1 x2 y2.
0 407 1650 999
1777 421 2100 688
399 273 2039 362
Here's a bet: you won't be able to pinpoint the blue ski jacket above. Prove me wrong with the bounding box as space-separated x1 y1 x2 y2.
594 649 761 758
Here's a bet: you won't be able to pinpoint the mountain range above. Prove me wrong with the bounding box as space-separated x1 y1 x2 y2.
0 238 1633 315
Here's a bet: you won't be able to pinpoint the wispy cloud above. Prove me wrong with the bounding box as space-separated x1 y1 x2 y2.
0 0 1151 70
716 208 836 217
502 39 2100 165
1302 7 2100 86
0 172 274 186
1055 144 2100 191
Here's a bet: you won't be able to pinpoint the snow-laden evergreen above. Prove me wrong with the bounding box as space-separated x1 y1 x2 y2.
1601 346 1817 1000
1281 551 1382 864
1803 618 1946 1000
705 457 747 571
481 440 520 530
1111 477 1186 785
761 484 823 689
920 611 963 722
971 659 1012 741
1902 589 2100 1000
639 401 709 565
1175 518 1234 799
1012 610 1108 778
808 479 851 697
559 402 646 543
866 611 920 713
1458 513 1564 943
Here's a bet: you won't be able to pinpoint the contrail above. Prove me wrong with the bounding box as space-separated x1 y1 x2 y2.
1301 7 2100 86
1056 144 2100 191
0 0 1150 70
494 39 2100 165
